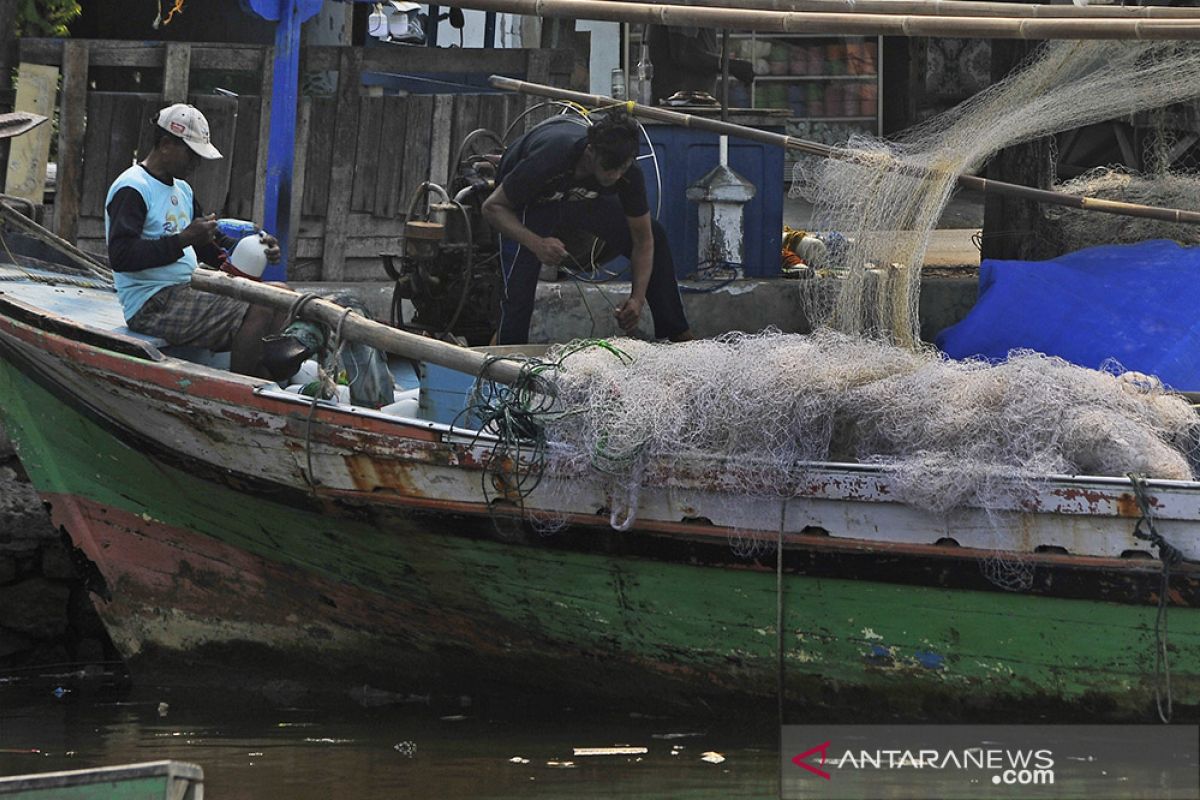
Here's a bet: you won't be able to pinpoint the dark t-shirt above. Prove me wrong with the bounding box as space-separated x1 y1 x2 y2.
497 117 649 218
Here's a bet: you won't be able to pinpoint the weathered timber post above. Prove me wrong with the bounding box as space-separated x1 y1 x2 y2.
981 28 1050 262
0 0 17 180
54 41 88 243
162 43 192 104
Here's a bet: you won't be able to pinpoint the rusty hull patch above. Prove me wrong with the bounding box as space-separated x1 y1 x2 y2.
1115 492 1142 518
344 454 425 496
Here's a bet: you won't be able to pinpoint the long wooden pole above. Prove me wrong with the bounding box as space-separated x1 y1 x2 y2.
602 0 1200 20
190 271 525 385
0 199 115 279
491 76 1200 226
442 0 1200 39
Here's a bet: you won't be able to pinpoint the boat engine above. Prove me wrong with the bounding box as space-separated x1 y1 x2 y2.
382 130 505 346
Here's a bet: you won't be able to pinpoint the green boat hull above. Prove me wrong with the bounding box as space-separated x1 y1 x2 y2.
1 353 1196 721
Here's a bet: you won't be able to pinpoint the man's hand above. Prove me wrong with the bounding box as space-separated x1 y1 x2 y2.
260 232 281 263
730 58 756 86
179 213 217 248
614 295 645 335
530 236 569 267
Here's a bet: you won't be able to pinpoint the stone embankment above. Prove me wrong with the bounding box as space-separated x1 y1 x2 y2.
0 423 114 674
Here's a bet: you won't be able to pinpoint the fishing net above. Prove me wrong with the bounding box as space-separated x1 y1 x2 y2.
791 40 1200 346
485 332 1199 588
1045 167 1200 254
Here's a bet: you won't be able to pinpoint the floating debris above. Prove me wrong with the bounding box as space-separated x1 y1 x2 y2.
701 752 726 764
573 747 649 757
651 732 705 740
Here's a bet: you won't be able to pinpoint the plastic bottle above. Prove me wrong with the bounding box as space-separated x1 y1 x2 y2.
216 218 257 241
636 47 654 106
610 68 627 100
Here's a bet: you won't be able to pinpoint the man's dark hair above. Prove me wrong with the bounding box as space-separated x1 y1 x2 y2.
587 111 639 170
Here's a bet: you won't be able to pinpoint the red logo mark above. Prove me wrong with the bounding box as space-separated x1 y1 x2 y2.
169 121 186 134
791 740 832 780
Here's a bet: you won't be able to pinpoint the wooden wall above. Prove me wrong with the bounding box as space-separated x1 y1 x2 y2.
15 39 572 281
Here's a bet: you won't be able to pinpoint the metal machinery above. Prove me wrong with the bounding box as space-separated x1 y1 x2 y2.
382 129 506 346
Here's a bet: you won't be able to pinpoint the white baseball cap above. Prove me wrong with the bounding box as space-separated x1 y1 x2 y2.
155 103 222 160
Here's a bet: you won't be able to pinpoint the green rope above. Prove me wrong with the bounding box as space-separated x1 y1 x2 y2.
460 339 634 517
1127 472 1184 724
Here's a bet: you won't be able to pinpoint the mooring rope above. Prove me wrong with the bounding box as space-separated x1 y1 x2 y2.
777 502 787 732
293 296 352 494
1127 472 1183 723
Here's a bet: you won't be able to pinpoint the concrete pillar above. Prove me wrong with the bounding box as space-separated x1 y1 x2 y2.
686 156 755 277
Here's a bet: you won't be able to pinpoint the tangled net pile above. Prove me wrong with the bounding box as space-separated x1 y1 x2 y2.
791 40 1200 347
1047 167 1200 253
480 332 1200 585
535 331 1197 504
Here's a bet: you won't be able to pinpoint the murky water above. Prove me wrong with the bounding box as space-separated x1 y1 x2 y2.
0 678 779 799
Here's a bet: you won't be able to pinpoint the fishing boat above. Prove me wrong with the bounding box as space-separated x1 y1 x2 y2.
0 219 1197 722
0 761 203 800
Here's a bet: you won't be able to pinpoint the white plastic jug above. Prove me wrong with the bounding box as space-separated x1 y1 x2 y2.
229 234 269 279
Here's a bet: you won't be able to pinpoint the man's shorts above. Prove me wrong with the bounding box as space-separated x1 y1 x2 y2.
127 283 251 352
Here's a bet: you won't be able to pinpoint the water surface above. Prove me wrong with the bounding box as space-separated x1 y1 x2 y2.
0 680 779 799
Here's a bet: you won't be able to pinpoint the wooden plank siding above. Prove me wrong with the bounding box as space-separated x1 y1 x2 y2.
320 47 364 280
396 94 434 220
24 40 571 277
301 96 337 218
373 95 408 220
227 94 263 220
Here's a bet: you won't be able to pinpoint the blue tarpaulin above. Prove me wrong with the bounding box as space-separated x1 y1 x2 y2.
936 239 1200 391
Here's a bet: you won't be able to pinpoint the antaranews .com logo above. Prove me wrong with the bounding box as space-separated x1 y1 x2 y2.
780 725 1198 800
791 739 1056 786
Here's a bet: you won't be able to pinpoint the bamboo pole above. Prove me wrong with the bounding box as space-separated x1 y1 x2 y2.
190 271 525 386
602 0 1200 20
442 0 1200 39
491 76 1200 226
0 199 115 280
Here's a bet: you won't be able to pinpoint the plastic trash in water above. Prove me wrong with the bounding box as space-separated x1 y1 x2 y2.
573 746 649 757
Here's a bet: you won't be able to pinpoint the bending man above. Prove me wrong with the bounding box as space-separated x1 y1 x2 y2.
482 110 693 345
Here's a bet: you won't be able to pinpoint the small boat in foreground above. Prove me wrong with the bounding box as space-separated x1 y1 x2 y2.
0 760 202 800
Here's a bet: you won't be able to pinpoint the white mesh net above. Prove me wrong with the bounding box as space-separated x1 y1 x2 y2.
791 40 1200 346
535 331 1197 507
473 332 1200 589
1047 167 1200 253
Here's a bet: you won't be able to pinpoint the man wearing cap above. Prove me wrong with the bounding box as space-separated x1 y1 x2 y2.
104 103 286 376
